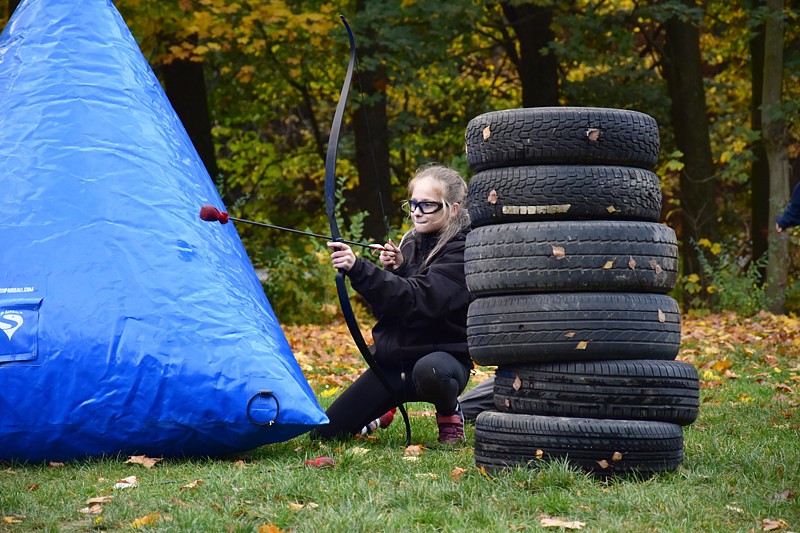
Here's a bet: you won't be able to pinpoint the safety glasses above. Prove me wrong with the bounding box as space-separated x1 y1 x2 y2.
403 199 444 214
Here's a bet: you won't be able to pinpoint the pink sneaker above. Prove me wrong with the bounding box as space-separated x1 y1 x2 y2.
436 411 465 443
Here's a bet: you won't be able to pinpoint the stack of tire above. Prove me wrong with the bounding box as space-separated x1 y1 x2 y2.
463 107 699 477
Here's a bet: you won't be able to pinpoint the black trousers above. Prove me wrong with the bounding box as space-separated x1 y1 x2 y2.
311 351 470 440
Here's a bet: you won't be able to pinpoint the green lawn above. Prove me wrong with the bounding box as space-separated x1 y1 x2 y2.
1 312 798 532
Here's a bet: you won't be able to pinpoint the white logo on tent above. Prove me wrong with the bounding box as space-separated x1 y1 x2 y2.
0 311 23 341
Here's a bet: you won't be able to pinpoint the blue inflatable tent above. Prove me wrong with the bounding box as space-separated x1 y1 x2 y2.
0 0 328 461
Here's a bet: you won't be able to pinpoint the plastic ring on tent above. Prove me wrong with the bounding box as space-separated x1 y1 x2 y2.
246 390 280 426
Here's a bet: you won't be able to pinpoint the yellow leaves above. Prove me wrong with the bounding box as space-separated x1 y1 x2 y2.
131 513 160 527
180 479 203 491
576 341 588 350
288 501 318 511
602 259 615 270
697 238 722 255
3 515 25 524
258 525 285 533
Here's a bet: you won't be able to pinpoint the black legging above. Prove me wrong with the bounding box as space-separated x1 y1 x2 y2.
311 351 470 440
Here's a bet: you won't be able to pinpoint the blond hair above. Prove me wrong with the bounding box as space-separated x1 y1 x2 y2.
402 163 470 266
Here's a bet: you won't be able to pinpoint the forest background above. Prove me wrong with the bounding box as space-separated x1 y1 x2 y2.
2 0 799 325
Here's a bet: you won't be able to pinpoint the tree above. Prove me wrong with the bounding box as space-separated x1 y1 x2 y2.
659 1 721 297
501 2 559 107
762 0 791 312
749 0 770 274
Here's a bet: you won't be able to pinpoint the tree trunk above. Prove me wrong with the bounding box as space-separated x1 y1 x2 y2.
351 1 393 242
749 0 770 275
762 0 790 313
501 2 559 107
161 51 220 186
662 3 720 302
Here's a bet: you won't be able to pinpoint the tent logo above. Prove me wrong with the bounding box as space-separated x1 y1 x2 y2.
0 311 23 341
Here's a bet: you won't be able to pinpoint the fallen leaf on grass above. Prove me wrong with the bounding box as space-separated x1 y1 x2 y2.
258 524 284 533
114 476 138 489
404 445 424 456
288 501 318 511
415 473 438 480
79 504 103 515
180 480 203 491
125 455 162 469
772 489 796 502
3 515 25 524
305 456 335 468
25 484 38 491
725 504 744 513
48 462 64 468
130 513 160 527
477 466 493 480
760 518 789 531
86 496 112 504
348 447 369 456
540 515 586 529
450 467 467 481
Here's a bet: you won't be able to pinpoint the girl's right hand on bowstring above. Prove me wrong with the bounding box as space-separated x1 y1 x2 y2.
378 238 403 270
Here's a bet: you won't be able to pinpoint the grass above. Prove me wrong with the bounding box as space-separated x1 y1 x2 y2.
1 312 798 532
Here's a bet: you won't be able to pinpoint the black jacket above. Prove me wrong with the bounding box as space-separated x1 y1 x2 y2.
344 229 473 369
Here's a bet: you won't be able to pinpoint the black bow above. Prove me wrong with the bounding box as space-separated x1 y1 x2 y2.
323 15 411 447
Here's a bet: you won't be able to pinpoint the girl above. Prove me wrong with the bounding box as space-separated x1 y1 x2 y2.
312 164 473 443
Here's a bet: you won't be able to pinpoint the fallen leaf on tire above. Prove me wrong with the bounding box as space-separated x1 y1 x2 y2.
606 206 618 213
649 259 663 274
552 246 566 260
586 127 601 141
628 256 636 269
658 309 666 322
603 260 615 269
513 375 522 390
565 331 575 338
536 449 544 459
596 460 610 469
505 398 510 407
482 126 491 140
487 189 498 204
611 452 623 461
576 341 588 350
540 515 586 529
